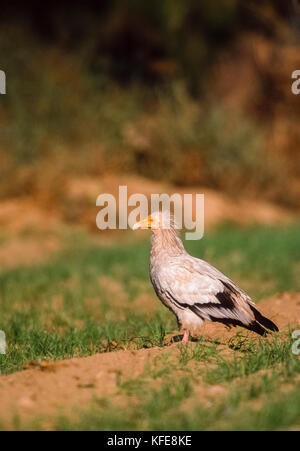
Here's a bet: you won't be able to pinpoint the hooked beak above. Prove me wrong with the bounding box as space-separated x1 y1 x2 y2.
132 217 151 230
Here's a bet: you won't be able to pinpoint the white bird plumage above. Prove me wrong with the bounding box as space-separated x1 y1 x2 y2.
133 211 278 342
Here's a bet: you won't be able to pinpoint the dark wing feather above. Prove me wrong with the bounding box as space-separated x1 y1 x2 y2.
189 280 257 327
249 305 279 332
152 255 278 336
193 280 278 335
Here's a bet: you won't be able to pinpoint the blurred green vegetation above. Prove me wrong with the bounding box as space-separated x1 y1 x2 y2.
0 1 299 205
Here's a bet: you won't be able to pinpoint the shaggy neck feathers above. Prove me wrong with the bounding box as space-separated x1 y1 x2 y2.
151 226 185 258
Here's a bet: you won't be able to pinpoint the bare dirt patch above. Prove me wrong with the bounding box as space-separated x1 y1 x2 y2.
0 197 61 269
0 236 59 269
0 292 299 429
0 198 57 235
258 292 300 331
0 175 296 269
66 174 295 229
0 346 165 428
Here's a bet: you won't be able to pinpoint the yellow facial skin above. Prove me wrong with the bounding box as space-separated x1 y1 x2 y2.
132 214 161 231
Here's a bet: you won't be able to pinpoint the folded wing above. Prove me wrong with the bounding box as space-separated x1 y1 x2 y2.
156 255 278 335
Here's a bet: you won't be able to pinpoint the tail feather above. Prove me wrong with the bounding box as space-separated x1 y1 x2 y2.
250 306 279 332
203 305 279 336
245 321 268 336
209 317 269 336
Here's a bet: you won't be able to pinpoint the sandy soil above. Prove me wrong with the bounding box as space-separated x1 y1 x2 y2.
0 175 296 269
67 174 295 228
0 292 299 428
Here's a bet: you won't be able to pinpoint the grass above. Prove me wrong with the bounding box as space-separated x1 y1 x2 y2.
50 363 300 431
0 222 299 430
178 340 220 365
0 222 299 375
205 336 300 384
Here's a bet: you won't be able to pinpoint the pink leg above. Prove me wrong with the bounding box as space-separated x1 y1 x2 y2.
181 330 189 343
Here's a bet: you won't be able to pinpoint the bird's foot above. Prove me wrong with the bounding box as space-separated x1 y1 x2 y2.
181 331 189 343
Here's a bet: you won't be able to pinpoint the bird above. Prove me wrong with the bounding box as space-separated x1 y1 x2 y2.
133 211 279 342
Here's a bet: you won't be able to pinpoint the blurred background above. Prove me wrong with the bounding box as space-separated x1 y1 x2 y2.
0 0 299 234
1 2 300 430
